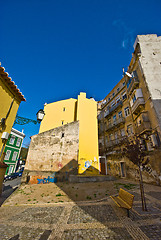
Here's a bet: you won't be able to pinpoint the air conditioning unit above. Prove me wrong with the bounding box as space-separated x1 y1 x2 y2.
1 132 9 140
149 134 158 147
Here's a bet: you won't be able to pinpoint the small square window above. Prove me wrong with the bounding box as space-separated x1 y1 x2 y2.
61 133 64 138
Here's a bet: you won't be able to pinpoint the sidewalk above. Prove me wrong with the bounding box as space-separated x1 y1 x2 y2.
0 179 161 239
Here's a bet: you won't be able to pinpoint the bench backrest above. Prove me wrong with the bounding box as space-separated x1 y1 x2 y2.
119 188 134 207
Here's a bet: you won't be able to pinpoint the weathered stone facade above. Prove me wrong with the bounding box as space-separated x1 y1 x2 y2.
98 34 161 185
23 121 79 183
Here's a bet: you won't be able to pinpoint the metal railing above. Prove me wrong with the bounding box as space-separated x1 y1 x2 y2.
131 97 145 114
135 122 151 135
105 117 125 131
104 101 123 118
105 136 126 148
127 78 139 94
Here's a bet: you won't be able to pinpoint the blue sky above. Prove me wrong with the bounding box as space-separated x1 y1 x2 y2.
1 0 161 146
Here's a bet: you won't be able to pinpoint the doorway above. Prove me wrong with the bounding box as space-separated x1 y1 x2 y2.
120 162 126 177
99 157 107 175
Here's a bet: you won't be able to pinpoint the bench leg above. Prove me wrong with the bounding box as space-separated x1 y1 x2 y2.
127 209 130 217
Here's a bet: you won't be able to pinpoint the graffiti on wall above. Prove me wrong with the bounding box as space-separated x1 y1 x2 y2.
37 176 57 184
85 160 92 168
37 172 57 184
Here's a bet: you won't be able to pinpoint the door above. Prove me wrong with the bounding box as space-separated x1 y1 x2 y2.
120 162 125 177
99 157 106 175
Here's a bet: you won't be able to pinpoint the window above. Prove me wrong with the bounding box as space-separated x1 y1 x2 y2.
124 107 130 117
111 100 115 107
123 82 125 86
108 97 110 101
122 92 127 101
5 150 11 160
112 92 115 97
120 128 125 137
127 78 132 88
61 133 64 138
113 115 117 122
109 134 113 141
114 132 118 139
8 165 14 175
63 107 66 111
16 138 21 147
118 111 122 118
12 152 18 161
9 135 15 145
116 97 120 103
117 87 120 92
61 121 64 125
132 94 137 103
127 124 133 135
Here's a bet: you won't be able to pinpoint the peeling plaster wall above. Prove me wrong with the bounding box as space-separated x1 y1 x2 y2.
106 154 161 185
24 121 79 183
136 34 161 134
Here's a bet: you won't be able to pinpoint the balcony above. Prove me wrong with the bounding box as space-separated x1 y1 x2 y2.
104 101 123 118
131 97 145 114
105 136 126 149
97 112 104 122
105 117 125 131
135 121 151 135
127 78 139 95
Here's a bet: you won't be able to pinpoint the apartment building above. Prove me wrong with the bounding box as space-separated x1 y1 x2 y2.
98 34 161 184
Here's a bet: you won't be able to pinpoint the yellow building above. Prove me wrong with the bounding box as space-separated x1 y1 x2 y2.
24 92 99 183
39 92 99 175
0 64 25 194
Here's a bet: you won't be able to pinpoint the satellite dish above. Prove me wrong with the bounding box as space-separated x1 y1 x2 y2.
122 68 132 78
125 72 132 78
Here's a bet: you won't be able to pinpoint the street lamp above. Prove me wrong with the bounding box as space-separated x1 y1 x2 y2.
14 109 45 126
36 109 45 123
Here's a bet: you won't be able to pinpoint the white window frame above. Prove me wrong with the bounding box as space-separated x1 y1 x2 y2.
124 107 130 117
9 135 15 145
5 150 11 160
16 138 21 147
118 111 122 118
8 165 14 175
12 151 18 161
127 124 133 136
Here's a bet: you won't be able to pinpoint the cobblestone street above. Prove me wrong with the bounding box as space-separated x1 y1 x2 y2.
0 181 161 240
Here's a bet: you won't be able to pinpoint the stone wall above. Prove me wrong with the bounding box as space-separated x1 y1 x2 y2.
106 153 161 185
23 121 79 183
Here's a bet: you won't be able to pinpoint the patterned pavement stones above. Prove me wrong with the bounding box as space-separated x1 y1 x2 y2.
0 183 161 239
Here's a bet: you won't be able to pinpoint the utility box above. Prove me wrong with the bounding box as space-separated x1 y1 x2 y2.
1 132 9 140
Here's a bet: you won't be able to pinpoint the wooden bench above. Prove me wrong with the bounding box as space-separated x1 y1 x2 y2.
110 188 134 217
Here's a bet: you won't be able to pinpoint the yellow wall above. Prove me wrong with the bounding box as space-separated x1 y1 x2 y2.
0 76 22 195
39 92 99 175
39 98 77 133
77 93 99 175
0 78 21 156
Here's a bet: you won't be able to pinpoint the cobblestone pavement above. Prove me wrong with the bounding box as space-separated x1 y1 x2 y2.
0 185 161 239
